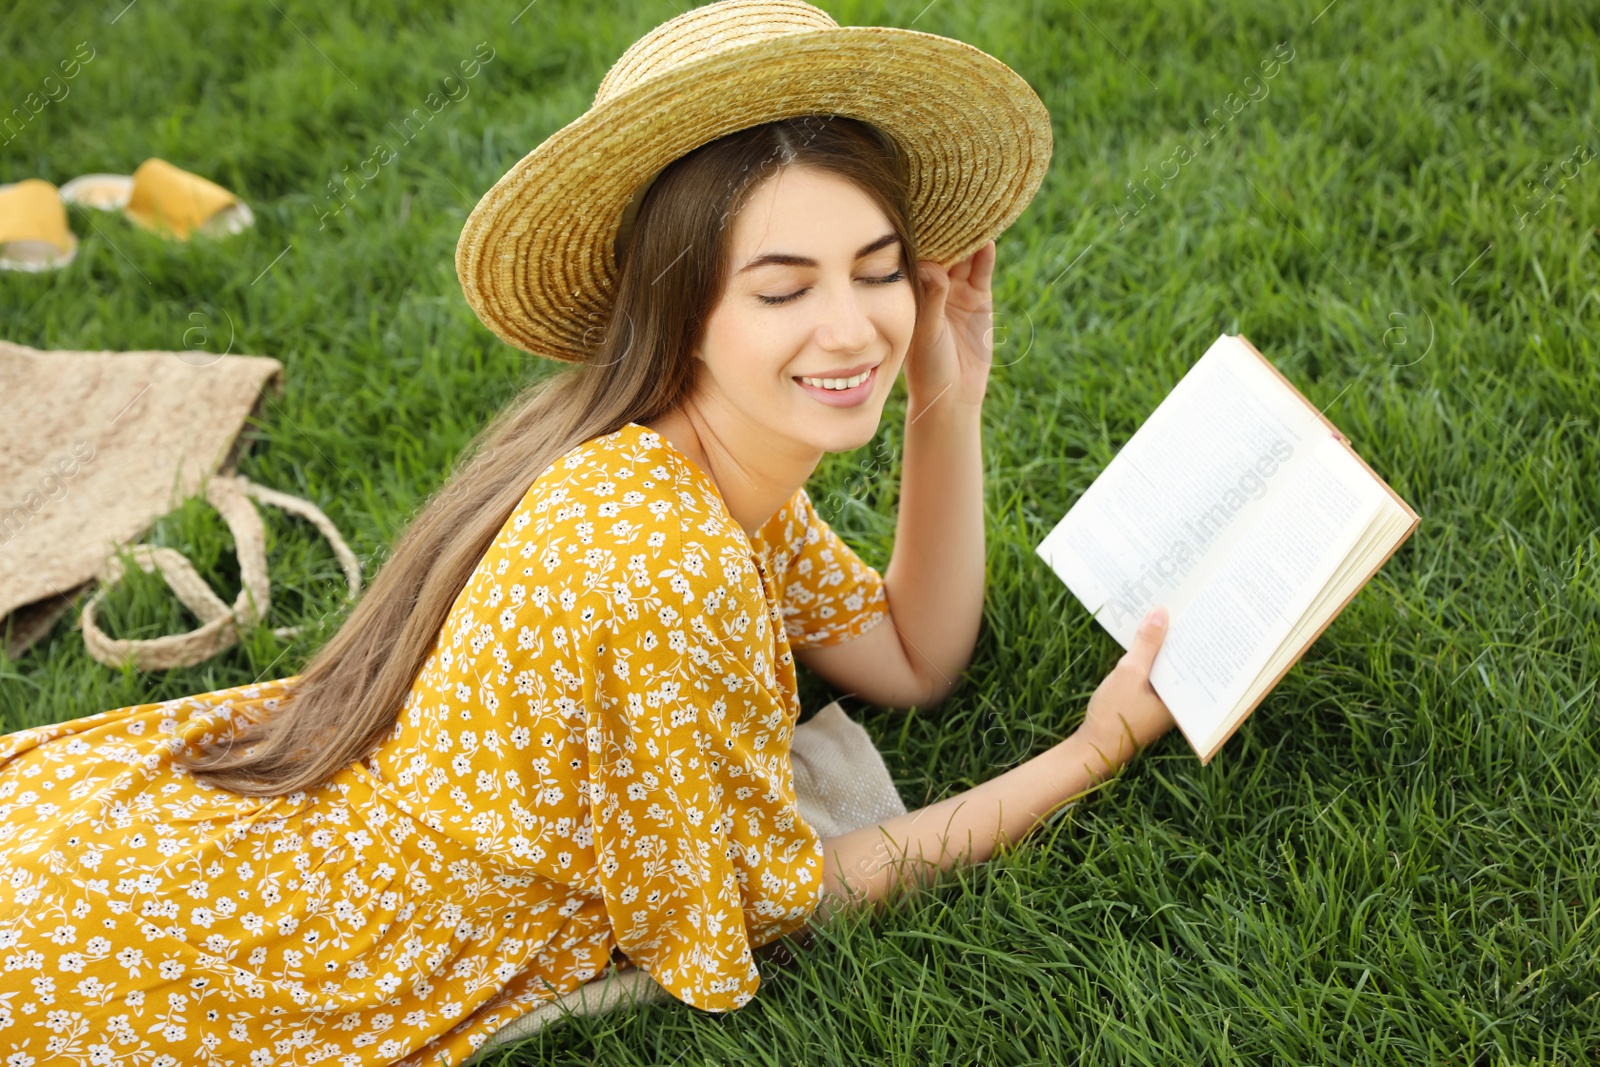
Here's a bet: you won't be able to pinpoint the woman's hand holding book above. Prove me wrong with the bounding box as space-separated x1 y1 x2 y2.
1078 605 1178 770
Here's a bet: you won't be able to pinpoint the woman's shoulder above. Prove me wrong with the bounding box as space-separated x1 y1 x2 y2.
502 421 749 583
520 422 691 519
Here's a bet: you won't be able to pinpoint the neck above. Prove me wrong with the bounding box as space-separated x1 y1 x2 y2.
646 401 821 540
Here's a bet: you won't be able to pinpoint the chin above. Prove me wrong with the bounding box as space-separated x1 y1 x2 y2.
797 408 883 455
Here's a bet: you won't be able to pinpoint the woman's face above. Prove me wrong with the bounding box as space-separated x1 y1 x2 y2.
690 164 917 456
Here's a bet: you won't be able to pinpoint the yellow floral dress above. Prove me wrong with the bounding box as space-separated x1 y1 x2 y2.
0 421 890 1066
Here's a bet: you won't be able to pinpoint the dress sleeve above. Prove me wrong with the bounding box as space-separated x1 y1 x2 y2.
771 487 890 651
583 538 825 1012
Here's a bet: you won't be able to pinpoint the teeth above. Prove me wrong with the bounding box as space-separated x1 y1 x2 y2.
799 369 871 390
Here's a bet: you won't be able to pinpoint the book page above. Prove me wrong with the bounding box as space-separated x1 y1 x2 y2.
1036 334 1327 651
1232 494 1414 722
1148 436 1385 756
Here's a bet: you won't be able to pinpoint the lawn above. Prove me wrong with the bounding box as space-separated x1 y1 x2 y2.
3 0 1598 1063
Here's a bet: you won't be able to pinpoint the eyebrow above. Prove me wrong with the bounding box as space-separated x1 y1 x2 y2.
735 232 901 275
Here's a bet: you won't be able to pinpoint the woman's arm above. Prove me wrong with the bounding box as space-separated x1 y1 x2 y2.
815 720 1112 921
813 606 1175 922
879 395 987 701
793 245 997 709
794 399 984 709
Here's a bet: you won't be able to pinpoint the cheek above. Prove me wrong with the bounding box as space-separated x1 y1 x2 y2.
701 314 794 397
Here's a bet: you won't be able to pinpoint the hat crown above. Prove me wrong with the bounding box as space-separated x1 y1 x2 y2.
595 0 839 106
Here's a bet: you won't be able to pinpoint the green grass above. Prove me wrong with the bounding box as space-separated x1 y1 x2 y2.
3 0 1598 1063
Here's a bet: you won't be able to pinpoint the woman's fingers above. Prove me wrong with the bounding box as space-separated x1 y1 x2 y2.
1118 606 1169 680
969 239 996 293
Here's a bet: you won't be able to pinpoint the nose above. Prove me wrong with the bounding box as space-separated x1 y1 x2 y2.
814 279 877 354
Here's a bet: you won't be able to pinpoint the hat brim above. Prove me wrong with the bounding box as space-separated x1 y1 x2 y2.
456 26 1053 362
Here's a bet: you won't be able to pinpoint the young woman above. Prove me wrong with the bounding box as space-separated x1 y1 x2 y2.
0 4 1175 1064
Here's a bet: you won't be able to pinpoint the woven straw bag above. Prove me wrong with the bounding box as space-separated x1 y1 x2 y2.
0 339 361 669
77 472 362 670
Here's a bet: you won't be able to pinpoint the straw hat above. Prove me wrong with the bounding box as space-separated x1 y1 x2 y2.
455 0 1053 363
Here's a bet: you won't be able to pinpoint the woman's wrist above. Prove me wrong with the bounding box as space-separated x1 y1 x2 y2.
904 387 985 424
1055 721 1135 789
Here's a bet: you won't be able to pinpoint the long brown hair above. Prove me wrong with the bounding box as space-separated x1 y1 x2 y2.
180 114 926 796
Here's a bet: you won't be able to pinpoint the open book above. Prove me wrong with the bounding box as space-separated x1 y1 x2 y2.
1036 333 1419 764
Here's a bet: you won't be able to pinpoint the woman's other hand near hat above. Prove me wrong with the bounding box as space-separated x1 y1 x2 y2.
904 239 997 413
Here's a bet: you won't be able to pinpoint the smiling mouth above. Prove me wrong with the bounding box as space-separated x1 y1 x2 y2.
794 366 876 390
792 364 879 408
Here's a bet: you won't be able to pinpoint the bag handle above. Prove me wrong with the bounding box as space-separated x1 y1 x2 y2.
79 473 363 671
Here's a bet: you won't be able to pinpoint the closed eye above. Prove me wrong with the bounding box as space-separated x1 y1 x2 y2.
758 269 906 306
